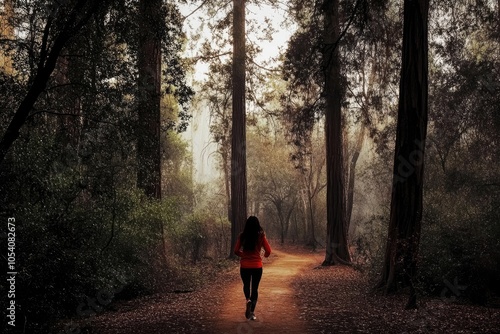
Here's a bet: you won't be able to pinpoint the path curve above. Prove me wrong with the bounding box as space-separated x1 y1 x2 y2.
214 249 322 334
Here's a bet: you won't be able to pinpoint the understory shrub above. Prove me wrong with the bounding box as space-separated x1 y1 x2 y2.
419 209 500 305
0 133 183 333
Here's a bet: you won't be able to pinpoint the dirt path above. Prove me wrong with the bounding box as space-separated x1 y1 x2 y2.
85 249 500 333
214 249 323 334
87 249 323 334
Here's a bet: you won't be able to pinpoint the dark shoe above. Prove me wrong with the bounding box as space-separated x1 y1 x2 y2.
245 300 252 319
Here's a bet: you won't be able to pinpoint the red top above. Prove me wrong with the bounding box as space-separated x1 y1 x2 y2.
234 232 272 268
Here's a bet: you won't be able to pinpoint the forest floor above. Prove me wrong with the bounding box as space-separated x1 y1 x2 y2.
83 245 500 334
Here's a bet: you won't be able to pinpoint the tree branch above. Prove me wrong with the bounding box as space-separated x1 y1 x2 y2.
0 0 109 165
182 0 211 21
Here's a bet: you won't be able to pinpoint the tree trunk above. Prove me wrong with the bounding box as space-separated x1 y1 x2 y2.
137 0 162 199
0 0 14 74
285 203 295 242
273 199 286 244
300 188 309 242
55 39 85 148
302 173 316 249
377 0 429 310
307 186 317 250
230 0 247 257
345 126 365 230
222 146 231 222
322 0 351 265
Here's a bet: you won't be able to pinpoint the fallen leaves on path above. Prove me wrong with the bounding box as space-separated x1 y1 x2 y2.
293 264 500 334
83 264 239 334
80 247 500 334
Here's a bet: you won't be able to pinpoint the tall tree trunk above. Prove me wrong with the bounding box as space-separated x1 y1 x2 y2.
322 0 351 265
222 146 231 223
301 187 309 242
137 0 162 199
230 0 247 256
377 0 429 310
285 203 294 242
55 39 85 148
345 126 365 230
307 191 316 249
303 169 317 249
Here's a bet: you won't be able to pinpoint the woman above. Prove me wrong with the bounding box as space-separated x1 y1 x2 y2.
234 216 272 320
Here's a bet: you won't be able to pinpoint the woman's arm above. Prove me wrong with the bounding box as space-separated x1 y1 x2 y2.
262 235 271 257
234 235 243 257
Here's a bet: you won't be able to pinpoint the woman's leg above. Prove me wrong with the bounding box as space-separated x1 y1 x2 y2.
250 267 263 311
240 268 251 300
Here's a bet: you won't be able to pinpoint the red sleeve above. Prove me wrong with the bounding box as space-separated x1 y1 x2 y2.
262 235 271 257
234 235 243 257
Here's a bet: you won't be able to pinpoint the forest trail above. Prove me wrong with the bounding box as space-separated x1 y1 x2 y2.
87 248 324 334
85 246 500 333
214 249 323 334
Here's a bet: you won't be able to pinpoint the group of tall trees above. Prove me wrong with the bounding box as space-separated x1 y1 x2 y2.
0 1 194 331
223 0 497 309
196 0 497 308
281 0 429 306
1 0 499 330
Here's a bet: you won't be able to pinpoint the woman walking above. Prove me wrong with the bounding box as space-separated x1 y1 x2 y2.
234 216 272 320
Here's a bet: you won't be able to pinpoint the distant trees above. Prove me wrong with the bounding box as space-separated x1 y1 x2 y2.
377 0 430 309
283 0 374 262
247 131 299 244
194 0 282 254
200 60 232 222
300 137 327 248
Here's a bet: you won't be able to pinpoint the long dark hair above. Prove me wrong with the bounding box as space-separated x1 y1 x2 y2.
240 216 263 251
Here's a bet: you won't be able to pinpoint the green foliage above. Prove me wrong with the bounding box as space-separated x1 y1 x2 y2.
415 0 500 305
0 126 177 332
350 214 386 272
0 0 196 330
419 146 500 304
173 214 209 264
167 184 232 262
419 208 500 304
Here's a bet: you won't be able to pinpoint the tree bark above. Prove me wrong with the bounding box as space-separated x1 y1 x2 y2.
322 0 351 265
222 146 232 222
345 126 365 230
377 0 429 310
137 0 162 199
307 187 316 248
230 0 247 257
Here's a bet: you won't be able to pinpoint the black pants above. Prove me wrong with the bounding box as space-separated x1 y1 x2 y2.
240 267 263 311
